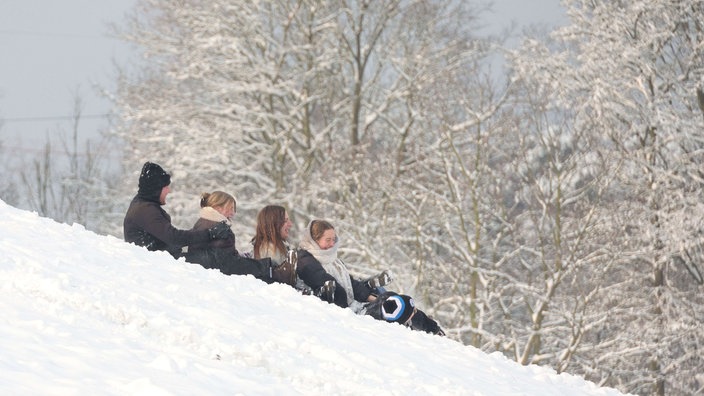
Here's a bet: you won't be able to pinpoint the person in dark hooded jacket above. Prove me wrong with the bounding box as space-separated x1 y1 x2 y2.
123 162 231 258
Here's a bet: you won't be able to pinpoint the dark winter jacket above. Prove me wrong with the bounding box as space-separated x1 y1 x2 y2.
189 216 237 252
185 214 274 282
123 195 211 258
296 249 372 308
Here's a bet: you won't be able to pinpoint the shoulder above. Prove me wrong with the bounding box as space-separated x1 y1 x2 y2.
192 217 219 231
297 249 324 271
125 197 165 222
297 249 314 260
126 196 149 211
296 249 316 265
199 206 228 223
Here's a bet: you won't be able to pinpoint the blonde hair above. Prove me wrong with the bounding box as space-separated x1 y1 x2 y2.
200 191 236 211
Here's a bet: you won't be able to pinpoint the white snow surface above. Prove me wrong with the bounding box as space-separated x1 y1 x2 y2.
0 200 628 396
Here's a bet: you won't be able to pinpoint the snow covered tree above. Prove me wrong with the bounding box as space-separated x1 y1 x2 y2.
295 0 497 283
111 0 497 263
487 68 621 372
113 0 315 229
512 1 704 395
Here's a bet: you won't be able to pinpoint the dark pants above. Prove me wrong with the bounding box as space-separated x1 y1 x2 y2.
186 248 273 283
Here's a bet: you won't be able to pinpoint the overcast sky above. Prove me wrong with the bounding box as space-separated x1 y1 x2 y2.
0 1 136 149
0 0 566 153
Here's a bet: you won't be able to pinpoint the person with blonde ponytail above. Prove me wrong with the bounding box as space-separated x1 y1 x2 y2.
185 191 281 284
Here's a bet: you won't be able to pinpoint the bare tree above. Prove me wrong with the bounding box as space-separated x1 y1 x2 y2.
20 139 58 218
0 127 20 207
16 91 121 234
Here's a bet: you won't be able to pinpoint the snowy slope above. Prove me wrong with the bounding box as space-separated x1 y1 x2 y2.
0 199 628 396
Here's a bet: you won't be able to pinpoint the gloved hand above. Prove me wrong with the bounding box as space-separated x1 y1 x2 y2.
367 270 393 288
208 221 232 240
316 280 337 303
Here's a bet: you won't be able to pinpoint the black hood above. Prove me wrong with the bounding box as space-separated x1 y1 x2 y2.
137 161 171 202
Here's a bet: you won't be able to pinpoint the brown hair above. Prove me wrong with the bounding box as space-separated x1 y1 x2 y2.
200 191 236 211
252 205 288 259
309 219 335 243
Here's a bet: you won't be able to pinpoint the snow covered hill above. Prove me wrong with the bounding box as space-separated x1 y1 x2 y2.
0 199 628 395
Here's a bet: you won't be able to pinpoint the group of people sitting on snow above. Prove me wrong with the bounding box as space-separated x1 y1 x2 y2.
123 161 444 336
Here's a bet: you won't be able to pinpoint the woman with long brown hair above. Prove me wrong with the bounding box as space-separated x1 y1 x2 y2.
251 205 297 286
252 205 292 265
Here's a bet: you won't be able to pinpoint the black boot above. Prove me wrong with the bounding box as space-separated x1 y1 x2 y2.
408 309 445 336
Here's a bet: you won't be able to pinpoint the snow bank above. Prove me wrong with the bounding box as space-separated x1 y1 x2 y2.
0 200 627 395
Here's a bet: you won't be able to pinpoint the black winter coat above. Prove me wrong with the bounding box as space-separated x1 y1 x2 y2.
296 249 373 308
123 195 211 258
185 217 274 283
